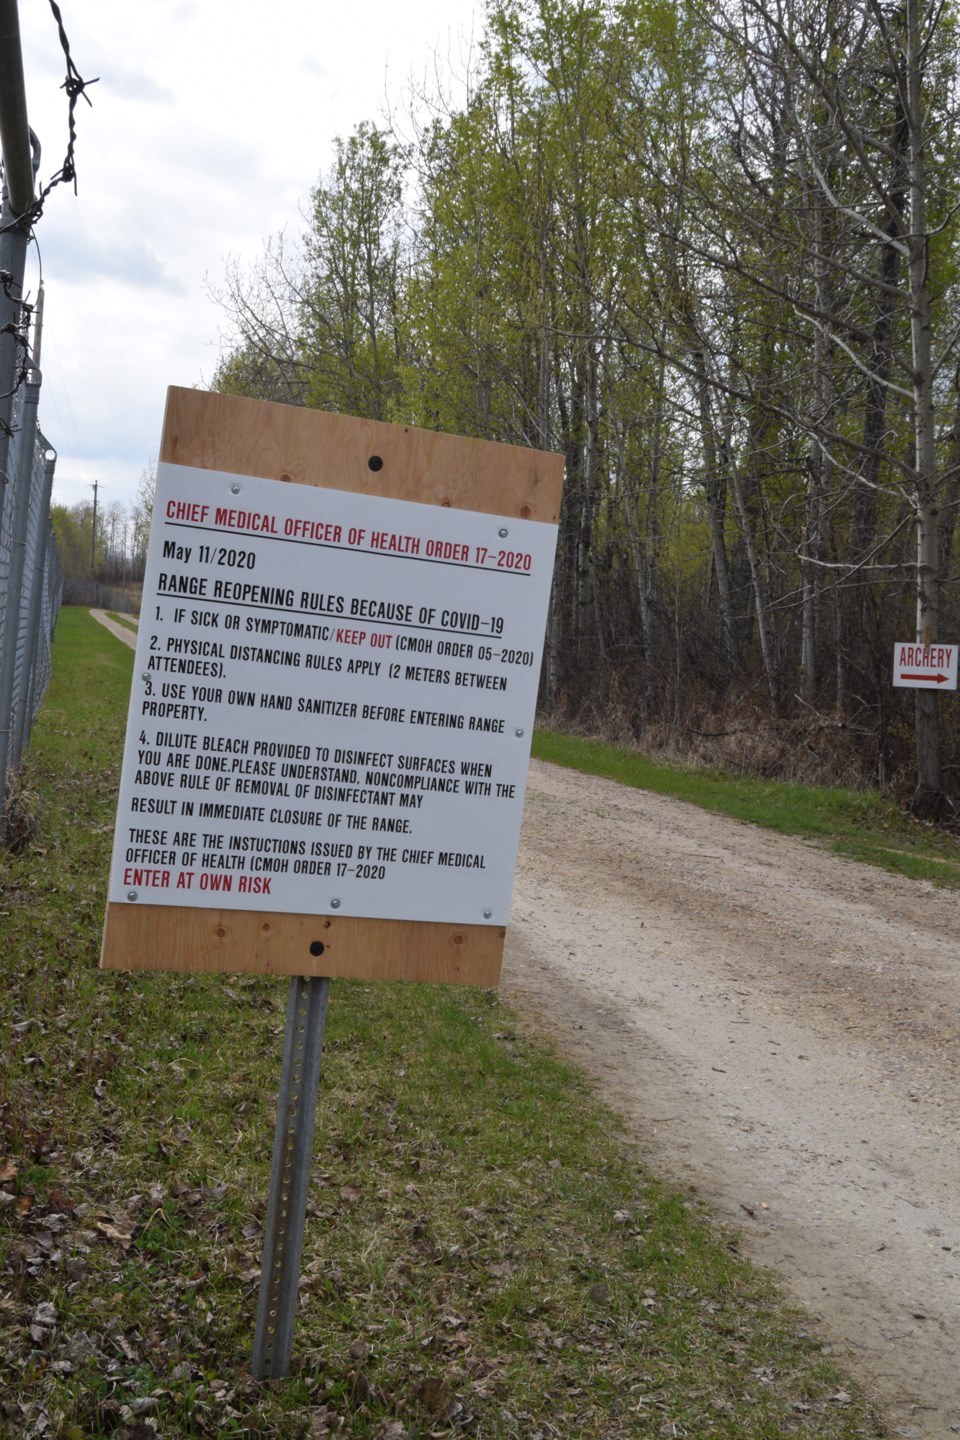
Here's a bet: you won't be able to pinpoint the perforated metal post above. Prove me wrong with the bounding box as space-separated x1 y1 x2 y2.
252 974 330 1379
0 367 40 794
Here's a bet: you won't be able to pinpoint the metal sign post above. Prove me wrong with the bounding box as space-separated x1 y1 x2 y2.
252 974 331 1379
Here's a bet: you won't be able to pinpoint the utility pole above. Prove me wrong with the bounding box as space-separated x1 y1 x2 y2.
90 479 99 579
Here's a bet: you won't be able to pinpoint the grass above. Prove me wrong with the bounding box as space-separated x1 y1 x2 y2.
533 728 960 889
105 611 138 632
0 608 887 1439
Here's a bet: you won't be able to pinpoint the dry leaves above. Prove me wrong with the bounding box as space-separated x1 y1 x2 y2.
95 1211 136 1249
371 1423 406 1440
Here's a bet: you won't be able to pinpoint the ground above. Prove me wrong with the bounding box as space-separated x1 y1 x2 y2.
504 759 960 1440
87 612 960 1436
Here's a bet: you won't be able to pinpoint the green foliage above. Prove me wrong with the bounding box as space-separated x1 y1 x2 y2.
50 502 94 581
301 124 406 421
209 0 960 796
51 480 150 585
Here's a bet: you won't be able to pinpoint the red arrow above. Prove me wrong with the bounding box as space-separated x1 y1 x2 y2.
901 671 948 683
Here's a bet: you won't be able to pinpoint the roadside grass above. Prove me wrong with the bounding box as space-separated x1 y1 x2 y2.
0 608 886 1439
105 611 138 632
533 728 960 889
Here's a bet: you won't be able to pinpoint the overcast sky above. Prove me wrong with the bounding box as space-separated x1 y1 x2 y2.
15 0 481 516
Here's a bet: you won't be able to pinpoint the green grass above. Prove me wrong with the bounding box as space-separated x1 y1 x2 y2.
533 728 960 889
0 609 886 1438
105 610 138 631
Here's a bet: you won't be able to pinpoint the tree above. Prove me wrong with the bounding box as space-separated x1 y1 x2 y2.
130 465 155 577
300 124 407 419
699 0 960 808
205 0 960 798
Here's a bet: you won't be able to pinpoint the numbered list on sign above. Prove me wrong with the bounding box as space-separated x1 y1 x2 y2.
108 464 558 926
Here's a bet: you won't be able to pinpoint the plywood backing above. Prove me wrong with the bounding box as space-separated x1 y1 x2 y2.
160 387 563 524
101 388 564 984
103 904 506 986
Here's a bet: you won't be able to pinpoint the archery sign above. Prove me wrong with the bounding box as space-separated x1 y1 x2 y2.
892 642 958 690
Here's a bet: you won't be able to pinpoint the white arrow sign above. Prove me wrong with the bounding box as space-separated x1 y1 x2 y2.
893 642 958 690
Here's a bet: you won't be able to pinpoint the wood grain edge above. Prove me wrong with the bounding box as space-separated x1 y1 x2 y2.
159 387 564 524
101 902 504 987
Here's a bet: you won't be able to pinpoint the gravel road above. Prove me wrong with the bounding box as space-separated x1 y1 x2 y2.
504 759 960 1440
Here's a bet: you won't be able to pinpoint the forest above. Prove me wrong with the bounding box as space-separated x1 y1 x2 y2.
51 468 153 597
207 0 960 814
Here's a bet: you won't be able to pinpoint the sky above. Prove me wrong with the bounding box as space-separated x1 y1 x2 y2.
14 0 482 517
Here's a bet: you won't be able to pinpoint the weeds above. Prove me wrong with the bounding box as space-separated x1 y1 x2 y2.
3 769 40 851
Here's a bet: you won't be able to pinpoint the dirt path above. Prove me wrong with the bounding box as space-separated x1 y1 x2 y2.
503 760 960 1439
90 608 138 649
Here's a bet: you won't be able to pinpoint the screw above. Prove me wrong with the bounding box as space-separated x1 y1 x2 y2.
499 527 508 538
231 483 241 495
127 890 138 902
483 909 493 919
515 727 525 737
330 898 341 910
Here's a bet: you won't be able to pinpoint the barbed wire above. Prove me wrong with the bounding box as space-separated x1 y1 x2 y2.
0 0 98 235
0 2 95 434
0 271 31 437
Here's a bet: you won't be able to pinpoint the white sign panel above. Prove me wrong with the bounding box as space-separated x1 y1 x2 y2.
108 464 558 926
892 641 958 690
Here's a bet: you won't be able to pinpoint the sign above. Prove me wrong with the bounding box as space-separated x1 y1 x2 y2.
101 388 564 984
108 463 556 925
893 641 958 690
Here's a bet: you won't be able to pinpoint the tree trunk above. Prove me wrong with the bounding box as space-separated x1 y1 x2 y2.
905 0 944 809
724 442 778 703
575 338 602 663
694 353 738 674
623 482 655 666
801 183 832 707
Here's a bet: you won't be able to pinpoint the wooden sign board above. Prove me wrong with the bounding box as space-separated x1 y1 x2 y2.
101 388 563 985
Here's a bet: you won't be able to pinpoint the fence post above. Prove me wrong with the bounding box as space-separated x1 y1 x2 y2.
0 190 30 485
0 114 38 826
14 435 55 768
0 97 38 517
0 365 40 814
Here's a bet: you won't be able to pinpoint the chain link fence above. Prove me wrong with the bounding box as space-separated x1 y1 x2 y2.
0 370 62 832
0 0 95 839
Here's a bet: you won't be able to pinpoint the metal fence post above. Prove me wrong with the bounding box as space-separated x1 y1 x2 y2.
0 196 30 827
14 435 54 768
0 109 35 497
252 975 331 1379
0 364 40 801
0 2 40 825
